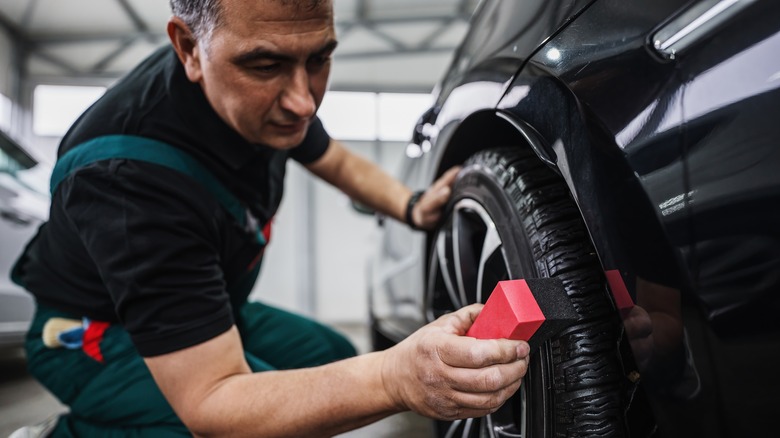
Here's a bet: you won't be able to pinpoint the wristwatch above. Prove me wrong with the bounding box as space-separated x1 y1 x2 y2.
405 190 425 230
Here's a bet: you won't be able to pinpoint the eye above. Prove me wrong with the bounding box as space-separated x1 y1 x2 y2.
252 63 281 74
312 55 328 64
307 55 331 71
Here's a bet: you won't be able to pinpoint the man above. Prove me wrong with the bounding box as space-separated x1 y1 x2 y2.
13 0 530 436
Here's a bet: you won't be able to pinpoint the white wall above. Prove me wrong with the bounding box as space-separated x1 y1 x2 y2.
313 141 400 323
0 26 12 98
250 140 407 323
0 26 15 134
27 136 59 165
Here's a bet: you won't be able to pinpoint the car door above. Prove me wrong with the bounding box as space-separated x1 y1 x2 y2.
669 0 780 434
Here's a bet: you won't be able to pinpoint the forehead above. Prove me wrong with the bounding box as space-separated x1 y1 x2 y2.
218 0 334 36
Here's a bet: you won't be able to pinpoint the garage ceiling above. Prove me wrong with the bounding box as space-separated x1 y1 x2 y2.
0 0 479 92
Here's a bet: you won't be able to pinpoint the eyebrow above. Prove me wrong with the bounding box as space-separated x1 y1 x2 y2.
231 40 339 65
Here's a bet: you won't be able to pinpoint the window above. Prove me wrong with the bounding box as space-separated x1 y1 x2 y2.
318 91 432 142
377 93 433 141
29 86 433 142
33 85 106 137
0 93 12 133
318 91 377 141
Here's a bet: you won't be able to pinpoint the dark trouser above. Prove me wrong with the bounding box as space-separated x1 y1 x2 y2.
25 302 357 437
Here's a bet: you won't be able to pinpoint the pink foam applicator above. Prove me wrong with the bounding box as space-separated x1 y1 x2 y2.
466 278 578 349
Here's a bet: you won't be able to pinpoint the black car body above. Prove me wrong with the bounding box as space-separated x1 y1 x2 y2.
368 0 780 436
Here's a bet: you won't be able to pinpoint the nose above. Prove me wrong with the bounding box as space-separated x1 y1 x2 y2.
280 67 316 119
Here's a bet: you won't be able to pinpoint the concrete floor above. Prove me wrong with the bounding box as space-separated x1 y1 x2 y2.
0 323 433 437
0 347 67 436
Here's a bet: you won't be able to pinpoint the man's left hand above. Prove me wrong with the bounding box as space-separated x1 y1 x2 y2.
411 166 461 230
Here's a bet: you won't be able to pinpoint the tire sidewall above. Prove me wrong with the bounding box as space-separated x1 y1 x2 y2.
450 164 538 281
444 160 552 436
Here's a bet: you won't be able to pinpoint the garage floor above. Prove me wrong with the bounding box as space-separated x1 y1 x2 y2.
0 323 433 437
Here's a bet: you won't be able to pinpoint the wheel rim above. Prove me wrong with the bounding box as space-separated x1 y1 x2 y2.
426 198 528 438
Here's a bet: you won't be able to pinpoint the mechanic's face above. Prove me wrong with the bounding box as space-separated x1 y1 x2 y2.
180 0 336 148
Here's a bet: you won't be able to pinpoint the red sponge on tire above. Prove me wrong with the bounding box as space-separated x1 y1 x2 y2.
466 278 577 349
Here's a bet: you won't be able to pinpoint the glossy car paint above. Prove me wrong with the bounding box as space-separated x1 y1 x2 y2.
370 0 780 435
371 0 596 341
0 131 49 347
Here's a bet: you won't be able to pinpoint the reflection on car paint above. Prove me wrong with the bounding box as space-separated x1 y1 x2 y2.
371 0 780 435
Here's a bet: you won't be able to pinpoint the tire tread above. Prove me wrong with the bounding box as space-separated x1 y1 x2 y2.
464 147 625 437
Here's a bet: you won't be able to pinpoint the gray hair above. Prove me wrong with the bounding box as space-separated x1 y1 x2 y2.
169 0 223 41
169 0 331 41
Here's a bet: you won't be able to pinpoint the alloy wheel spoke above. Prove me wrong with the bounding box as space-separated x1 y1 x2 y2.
437 230 462 309
476 221 502 303
445 419 464 438
461 418 475 438
430 198 525 438
452 211 470 306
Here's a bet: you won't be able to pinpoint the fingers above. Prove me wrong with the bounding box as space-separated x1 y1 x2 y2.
434 166 461 191
432 377 523 420
382 300 533 421
444 355 528 394
429 306 525 369
437 337 530 369
431 304 530 368
624 305 652 339
428 166 461 203
623 306 654 370
412 166 462 229
415 187 450 224
429 303 483 334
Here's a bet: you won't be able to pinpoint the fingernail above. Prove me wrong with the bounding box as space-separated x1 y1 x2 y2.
516 343 530 358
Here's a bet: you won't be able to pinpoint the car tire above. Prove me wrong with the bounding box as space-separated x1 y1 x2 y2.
426 147 627 437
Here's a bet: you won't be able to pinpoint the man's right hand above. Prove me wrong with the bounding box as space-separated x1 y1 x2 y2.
380 304 530 420
144 303 530 437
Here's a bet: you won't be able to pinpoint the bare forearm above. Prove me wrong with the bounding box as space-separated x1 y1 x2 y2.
306 140 411 222
149 308 530 436
339 158 411 222
187 352 399 437
307 140 461 230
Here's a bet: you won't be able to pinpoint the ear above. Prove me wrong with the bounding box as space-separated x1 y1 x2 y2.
167 16 203 83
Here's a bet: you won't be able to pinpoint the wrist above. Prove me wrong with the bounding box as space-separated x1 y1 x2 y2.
377 350 408 412
404 190 425 230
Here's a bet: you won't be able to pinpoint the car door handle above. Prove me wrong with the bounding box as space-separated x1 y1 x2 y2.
652 0 756 60
0 209 34 226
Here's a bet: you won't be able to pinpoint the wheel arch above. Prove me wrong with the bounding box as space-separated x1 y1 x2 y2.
429 70 696 371
428 103 630 311
433 109 552 179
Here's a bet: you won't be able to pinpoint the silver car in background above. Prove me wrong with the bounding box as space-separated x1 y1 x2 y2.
0 130 49 348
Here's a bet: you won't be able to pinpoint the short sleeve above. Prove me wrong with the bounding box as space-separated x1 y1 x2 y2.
59 159 234 356
289 116 330 164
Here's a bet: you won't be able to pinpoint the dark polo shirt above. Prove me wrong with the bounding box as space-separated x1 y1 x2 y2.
18 46 330 356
